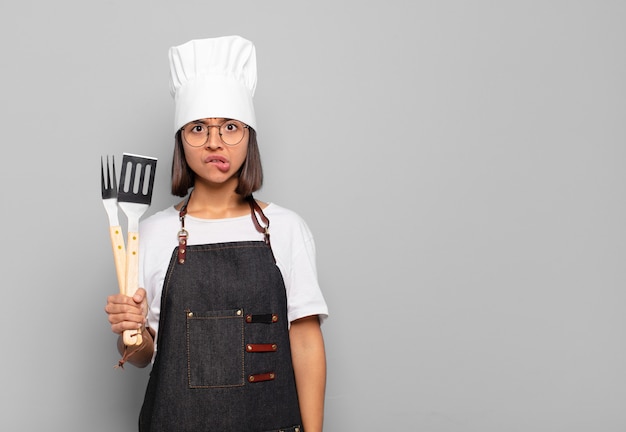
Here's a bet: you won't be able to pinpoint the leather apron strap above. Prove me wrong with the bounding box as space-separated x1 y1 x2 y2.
176 192 275 265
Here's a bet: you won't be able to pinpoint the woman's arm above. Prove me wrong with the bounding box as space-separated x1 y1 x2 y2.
289 315 327 432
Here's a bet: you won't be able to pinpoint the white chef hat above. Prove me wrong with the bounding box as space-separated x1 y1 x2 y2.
168 35 257 133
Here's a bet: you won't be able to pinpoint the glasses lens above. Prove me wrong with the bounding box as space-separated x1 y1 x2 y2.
182 123 208 147
220 120 245 146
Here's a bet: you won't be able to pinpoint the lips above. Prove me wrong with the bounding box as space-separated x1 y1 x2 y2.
204 155 231 172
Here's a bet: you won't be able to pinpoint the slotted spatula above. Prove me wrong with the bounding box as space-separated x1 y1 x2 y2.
118 153 157 346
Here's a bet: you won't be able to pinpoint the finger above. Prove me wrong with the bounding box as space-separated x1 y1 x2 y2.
111 319 145 335
108 310 146 326
105 301 143 315
106 293 139 308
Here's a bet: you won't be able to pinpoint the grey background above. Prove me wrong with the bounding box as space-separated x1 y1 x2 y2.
1 1 624 430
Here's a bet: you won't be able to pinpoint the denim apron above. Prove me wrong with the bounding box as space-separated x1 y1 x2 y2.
139 197 302 431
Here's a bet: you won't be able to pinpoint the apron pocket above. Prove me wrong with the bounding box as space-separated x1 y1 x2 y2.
186 308 244 388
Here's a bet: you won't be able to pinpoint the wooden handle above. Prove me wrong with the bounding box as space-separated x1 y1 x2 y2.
108 226 126 294
123 230 143 346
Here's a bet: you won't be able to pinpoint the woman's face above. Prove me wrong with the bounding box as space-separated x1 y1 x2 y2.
182 118 249 187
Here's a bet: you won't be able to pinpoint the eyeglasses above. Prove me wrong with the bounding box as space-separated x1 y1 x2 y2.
180 119 249 147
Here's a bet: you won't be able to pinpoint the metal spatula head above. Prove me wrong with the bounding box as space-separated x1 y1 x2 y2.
118 153 157 206
118 153 158 234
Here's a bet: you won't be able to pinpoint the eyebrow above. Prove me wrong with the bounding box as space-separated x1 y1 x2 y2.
190 118 233 124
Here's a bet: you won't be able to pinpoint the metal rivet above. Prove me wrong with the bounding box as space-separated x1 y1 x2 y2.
248 375 255 382
272 344 277 350
269 373 275 379
246 345 252 351
179 259 185 264
236 309 242 316
187 312 193 317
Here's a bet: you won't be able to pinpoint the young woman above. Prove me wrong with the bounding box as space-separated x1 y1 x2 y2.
105 35 328 432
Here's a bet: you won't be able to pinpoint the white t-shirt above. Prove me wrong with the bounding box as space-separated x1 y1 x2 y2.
139 202 328 343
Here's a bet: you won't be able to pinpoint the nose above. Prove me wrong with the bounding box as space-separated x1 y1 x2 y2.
205 125 223 149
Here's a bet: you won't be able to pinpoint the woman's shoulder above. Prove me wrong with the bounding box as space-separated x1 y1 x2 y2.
263 202 306 223
263 202 315 239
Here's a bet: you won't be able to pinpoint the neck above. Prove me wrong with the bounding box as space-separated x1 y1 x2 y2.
184 182 250 219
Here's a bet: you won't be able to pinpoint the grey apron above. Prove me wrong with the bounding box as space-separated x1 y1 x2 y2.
139 197 302 431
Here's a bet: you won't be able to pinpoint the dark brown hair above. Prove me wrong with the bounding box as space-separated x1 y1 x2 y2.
170 127 263 198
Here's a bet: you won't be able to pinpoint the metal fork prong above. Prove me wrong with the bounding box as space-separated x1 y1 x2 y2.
101 155 118 200
101 156 106 197
110 155 118 194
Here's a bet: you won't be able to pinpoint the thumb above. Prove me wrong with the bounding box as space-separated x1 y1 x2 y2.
132 287 147 304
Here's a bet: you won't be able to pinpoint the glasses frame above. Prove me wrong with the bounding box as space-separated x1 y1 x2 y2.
180 119 250 147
